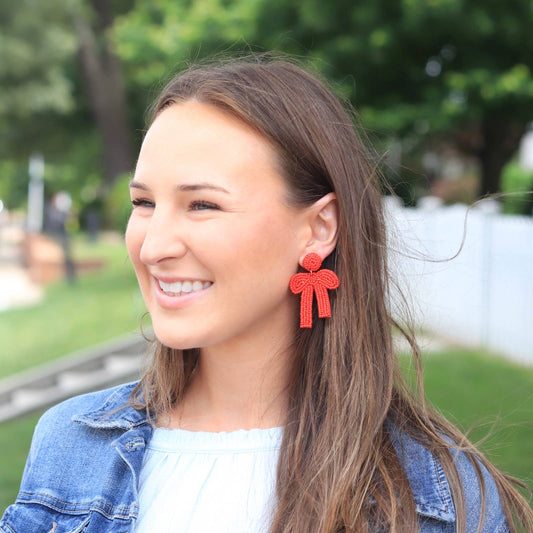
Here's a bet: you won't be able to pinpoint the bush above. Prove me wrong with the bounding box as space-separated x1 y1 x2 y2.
103 173 132 232
501 162 533 215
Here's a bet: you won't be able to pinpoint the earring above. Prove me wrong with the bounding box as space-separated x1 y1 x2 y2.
289 252 340 328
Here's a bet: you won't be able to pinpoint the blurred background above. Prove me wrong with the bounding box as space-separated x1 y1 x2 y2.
0 0 532 513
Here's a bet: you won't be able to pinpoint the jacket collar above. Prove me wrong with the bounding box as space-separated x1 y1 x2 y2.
72 383 455 524
72 381 150 430
387 422 456 523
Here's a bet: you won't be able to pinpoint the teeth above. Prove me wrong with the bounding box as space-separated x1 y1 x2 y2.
192 281 203 291
159 280 181 293
158 279 211 296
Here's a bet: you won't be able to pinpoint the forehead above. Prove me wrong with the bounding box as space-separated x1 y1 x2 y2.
133 101 291 200
138 102 278 176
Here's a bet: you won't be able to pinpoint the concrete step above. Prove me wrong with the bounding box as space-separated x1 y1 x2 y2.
0 332 151 423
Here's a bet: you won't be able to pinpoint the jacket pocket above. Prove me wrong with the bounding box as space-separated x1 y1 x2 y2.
0 503 91 533
69 515 91 533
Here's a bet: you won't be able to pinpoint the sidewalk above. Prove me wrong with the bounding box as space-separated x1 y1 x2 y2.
0 224 43 311
0 265 43 311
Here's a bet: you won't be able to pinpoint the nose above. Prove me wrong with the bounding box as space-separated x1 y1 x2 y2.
139 207 187 265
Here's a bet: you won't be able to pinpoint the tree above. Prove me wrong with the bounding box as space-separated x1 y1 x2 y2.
0 0 80 208
3 0 531 210
74 0 135 187
111 0 263 94
0 0 77 159
0 0 135 211
253 0 533 196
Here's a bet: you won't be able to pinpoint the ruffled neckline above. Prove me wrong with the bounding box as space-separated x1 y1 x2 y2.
148 425 284 453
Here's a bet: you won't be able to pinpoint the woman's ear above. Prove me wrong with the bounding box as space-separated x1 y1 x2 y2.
301 192 339 261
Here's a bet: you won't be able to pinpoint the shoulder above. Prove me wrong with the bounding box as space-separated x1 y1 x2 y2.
24 381 146 477
34 380 141 433
42 379 139 418
1 383 150 529
387 424 509 533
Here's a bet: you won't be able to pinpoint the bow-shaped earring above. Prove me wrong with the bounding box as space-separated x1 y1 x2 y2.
289 252 340 328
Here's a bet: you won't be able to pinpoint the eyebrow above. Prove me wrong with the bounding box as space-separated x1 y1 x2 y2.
129 180 230 194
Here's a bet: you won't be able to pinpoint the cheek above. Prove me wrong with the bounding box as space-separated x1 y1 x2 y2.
125 218 145 268
215 214 299 284
257 211 301 262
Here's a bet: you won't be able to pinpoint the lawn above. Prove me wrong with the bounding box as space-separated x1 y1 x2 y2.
0 412 41 511
0 235 146 379
0 249 532 513
417 349 533 484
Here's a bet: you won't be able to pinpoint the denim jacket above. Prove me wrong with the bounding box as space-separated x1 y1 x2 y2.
1 382 509 533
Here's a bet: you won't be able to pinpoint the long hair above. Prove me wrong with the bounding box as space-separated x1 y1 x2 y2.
130 55 532 532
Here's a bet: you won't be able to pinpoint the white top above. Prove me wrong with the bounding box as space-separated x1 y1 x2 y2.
134 426 283 533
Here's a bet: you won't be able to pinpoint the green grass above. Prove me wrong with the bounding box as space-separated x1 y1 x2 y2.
0 236 147 379
0 412 41 511
415 349 533 484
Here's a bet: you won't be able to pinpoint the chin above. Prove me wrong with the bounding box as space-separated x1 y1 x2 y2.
153 330 200 351
147 320 183 347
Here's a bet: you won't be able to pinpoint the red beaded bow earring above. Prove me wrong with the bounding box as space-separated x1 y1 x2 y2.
289 252 340 328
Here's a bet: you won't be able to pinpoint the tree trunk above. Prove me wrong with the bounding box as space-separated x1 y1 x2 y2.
73 0 133 187
477 117 526 195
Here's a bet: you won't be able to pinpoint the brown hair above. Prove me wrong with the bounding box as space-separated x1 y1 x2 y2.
131 55 532 532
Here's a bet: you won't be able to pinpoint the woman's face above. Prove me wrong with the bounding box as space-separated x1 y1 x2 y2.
126 101 307 351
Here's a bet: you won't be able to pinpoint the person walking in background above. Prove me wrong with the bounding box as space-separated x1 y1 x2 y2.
2 56 532 532
44 191 76 284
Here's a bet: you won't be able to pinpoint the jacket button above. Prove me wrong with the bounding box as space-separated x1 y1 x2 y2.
125 439 144 451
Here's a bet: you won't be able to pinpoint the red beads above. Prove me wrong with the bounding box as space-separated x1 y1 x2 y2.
289 253 340 328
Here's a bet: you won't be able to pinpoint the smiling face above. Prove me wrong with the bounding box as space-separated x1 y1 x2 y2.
125 101 307 352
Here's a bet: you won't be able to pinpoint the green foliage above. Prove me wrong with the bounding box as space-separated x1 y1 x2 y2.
0 0 81 163
0 160 29 209
112 0 264 91
0 0 111 212
311 1 530 126
0 132 104 215
112 0 533 196
103 173 133 232
42 131 104 208
252 0 533 195
2 0 533 203
0 0 77 119
501 162 533 215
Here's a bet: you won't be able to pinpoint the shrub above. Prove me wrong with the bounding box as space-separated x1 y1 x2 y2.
103 173 132 232
501 162 533 215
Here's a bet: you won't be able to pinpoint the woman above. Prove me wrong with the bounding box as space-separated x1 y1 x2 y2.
2 56 532 533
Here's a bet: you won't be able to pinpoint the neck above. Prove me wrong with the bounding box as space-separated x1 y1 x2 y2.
162 326 295 432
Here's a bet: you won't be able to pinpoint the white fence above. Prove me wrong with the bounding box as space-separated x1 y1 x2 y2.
385 199 533 364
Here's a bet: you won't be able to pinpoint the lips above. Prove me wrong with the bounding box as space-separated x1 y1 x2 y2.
157 279 212 297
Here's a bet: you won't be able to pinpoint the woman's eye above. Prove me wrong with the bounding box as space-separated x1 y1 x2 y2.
131 199 154 208
189 200 220 211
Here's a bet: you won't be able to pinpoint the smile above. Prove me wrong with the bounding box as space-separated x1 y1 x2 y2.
157 279 212 297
